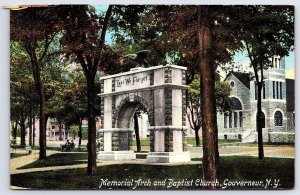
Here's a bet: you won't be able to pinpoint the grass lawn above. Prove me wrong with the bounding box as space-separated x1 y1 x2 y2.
186 138 238 146
131 138 238 147
10 153 29 159
11 156 294 190
131 139 151 146
17 153 88 169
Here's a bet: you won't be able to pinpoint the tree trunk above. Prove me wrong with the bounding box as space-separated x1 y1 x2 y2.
197 5 220 187
195 128 200 147
33 114 35 146
78 118 82 147
86 76 97 176
256 80 264 159
134 113 141 152
20 115 26 146
29 99 33 146
65 124 69 140
37 71 46 159
58 120 63 141
12 121 18 144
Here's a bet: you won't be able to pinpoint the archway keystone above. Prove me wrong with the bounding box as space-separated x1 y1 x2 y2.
97 65 191 163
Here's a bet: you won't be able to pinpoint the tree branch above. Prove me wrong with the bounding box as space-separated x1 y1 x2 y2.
96 5 113 67
38 33 57 64
99 5 113 50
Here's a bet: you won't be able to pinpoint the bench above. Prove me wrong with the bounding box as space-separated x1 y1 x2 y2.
10 145 32 154
60 143 75 152
25 146 32 154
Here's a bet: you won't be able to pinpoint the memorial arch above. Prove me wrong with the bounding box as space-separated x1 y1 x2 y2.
97 65 191 163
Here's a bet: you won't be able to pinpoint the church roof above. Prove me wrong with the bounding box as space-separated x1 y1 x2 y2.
225 71 251 89
286 78 295 112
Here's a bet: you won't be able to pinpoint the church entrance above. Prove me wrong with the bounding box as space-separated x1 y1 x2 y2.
97 65 191 163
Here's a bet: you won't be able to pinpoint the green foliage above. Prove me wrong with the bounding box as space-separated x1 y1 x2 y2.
187 75 200 106
69 125 79 139
111 5 244 83
18 153 88 169
187 74 231 131
215 81 232 113
10 153 30 159
232 5 294 159
234 5 294 69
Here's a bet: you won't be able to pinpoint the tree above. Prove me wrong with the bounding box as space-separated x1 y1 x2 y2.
59 5 117 176
62 64 88 147
197 5 220 184
11 7 61 159
110 5 243 184
69 125 79 140
187 75 201 146
10 42 38 146
187 74 231 147
133 113 141 152
132 109 147 152
235 5 294 159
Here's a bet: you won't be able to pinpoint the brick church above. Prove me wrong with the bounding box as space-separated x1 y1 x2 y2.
217 56 295 143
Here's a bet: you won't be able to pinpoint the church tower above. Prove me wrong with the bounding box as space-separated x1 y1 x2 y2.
249 56 287 142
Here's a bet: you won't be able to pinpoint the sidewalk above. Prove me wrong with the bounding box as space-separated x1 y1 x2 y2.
188 145 295 159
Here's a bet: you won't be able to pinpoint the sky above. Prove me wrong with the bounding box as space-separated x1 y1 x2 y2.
95 5 295 79
233 50 295 79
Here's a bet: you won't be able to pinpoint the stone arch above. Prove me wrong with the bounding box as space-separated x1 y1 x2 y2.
97 65 190 163
114 94 150 128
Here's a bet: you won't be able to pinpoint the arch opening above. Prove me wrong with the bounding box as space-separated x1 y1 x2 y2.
115 100 149 152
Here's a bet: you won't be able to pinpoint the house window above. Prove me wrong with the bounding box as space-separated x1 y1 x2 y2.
273 57 281 69
255 84 257 100
276 81 279 99
52 126 55 129
230 97 242 110
280 82 282 99
263 81 266 99
228 97 243 129
230 81 235 87
273 81 275 99
274 111 283 126
224 112 228 128
234 112 237 127
293 112 295 127
229 112 232 128
239 112 243 127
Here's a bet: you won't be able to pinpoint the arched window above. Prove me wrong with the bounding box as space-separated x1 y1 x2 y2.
229 97 242 110
226 97 243 128
230 81 235 87
274 111 283 126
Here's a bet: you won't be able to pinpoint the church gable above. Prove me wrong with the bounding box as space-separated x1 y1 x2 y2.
224 72 251 89
224 72 251 111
